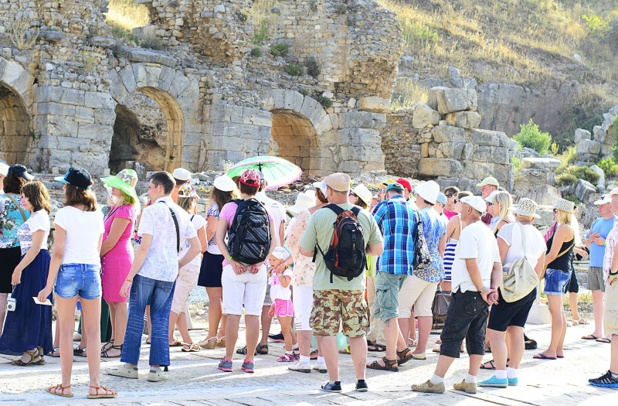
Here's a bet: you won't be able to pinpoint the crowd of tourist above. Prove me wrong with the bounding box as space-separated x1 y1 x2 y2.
0 159 617 397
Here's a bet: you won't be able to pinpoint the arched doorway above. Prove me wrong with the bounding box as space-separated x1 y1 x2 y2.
271 109 320 174
0 83 30 164
109 87 183 173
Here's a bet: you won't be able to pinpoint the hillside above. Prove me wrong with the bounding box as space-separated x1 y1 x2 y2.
379 0 618 142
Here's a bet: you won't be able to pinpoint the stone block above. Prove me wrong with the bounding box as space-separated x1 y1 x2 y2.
574 128 591 143
418 158 463 177
575 179 597 203
433 87 469 114
576 139 601 155
436 142 466 160
601 144 614 157
432 125 465 143
84 92 114 109
521 157 562 171
445 111 481 129
470 129 501 147
590 165 605 189
358 97 390 114
467 89 478 112
412 103 440 129
88 36 115 48
128 49 177 67
593 126 607 144
339 111 386 129
426 89 438 110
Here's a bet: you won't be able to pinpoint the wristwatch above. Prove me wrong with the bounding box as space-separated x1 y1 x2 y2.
480 287 488 294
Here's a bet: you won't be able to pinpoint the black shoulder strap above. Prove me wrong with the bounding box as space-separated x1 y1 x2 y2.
325 203 345 216
159 201 180 253
351 207 360 217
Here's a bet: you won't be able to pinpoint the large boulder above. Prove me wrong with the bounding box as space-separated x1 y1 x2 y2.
576 139 601 155
358 97 390 114
432 125 465 143
589 164 606 192
418 158 463 177
445 111 481 129
430 87 471 114
520 157 561 171
574 128 591 143
574 179 597 203
412 103 440 129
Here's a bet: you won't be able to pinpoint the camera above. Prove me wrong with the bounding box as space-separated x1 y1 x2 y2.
6 296 16 312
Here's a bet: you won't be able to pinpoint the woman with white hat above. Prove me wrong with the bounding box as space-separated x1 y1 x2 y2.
197 175 238 349
479 198 546 388
99 169 139 359
398 180 446 359
286 184 328 373
349 184 372 210
535 198 580 360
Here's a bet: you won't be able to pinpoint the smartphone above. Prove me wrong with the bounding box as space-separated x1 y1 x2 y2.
33 297 52 306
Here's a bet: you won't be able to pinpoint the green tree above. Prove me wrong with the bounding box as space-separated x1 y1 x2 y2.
513 119 552 156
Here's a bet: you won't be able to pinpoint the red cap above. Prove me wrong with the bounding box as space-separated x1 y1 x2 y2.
240 169 261 187
396 177 412 192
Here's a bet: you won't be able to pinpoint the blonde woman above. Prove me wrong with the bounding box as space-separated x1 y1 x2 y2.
100 169 139 359
535 198 580 360
168 184 207 351
486 191 514 236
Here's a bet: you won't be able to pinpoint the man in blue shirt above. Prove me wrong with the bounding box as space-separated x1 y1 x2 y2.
367 183 418 372
582 194 615 341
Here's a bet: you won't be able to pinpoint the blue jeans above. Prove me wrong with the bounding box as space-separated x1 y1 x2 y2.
121 274 175 366
544 268 571 296
55 263 102 300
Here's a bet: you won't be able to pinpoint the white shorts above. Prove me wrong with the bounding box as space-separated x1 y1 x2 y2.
397 274 438 318
171 263 200 314
293 285 314 331
221 264 267 316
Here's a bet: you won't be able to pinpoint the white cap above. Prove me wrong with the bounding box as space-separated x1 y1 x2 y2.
0 161 8 177
485 190 500 204
213 175 237 192
271 246 291 261
288 190 316 216
414 180 440 205
609 188 618 197
352 184 373 206
173 168 191 181
313 181 328 197
594 195 612 205
461 196 487 213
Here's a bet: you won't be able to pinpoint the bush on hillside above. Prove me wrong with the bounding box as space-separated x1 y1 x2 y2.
555 173 578 187
598 157 618 178
513 119 552 156
555 165 600 185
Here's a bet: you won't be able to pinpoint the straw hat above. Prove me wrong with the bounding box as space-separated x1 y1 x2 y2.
287 190 316 216
553 198 575 214
510 198 540 219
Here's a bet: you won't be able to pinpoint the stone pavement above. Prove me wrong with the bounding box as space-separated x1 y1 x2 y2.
0 321 616 405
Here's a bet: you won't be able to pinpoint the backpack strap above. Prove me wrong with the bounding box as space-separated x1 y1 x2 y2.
159 201 180 253
5 194 26 222
324 203 345 216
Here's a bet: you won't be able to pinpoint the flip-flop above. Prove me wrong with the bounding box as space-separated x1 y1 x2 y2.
557 355 564 358
582 334 600 340
596 337 611 344
533 353 557 360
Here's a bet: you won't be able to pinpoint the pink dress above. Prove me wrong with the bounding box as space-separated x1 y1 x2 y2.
101 204 136 302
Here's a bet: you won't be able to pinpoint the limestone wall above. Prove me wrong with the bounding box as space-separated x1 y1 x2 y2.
574 105 618 165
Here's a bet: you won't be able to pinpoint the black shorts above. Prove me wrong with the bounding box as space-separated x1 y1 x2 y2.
440 290 489 358
0 247 22 293
197 252 224 288
566 269 579 294
488 288 536 332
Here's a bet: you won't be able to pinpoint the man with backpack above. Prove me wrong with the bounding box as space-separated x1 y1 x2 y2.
300 173 383 393
366 182 419 373
215 169 277 373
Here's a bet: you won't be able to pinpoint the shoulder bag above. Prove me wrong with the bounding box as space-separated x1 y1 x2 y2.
501 223 539 303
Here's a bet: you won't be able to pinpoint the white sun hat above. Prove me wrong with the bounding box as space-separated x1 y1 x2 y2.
287 190 316 216
414 180 440 205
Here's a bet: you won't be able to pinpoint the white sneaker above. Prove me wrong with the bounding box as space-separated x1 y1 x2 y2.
313 362 327 373
147 370 168 382
106 364 138 379
288 361 311 373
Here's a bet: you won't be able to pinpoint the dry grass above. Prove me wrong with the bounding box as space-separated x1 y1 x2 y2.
391 79 428 110
105 0 149 31
377 0 618 86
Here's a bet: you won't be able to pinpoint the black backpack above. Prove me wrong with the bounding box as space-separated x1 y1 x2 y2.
227 198 271 265
315 204 367 282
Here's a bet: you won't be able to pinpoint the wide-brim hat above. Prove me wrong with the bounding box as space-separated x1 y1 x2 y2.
553 198 575 214
415 180 440 204
510 198 541 219
102 171 138 202
213 175 237 192
352 184 372 206
288 190 316 216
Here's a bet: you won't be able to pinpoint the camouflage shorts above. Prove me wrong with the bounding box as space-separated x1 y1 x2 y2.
310 289 368 337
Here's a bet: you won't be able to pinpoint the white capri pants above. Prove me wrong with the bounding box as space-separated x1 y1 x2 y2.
222 264 267 316
398 274 438 318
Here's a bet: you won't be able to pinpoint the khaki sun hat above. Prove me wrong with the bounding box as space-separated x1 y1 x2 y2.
553 198 575 214
324 173 351 193
510 198 541 219
476 176 499 188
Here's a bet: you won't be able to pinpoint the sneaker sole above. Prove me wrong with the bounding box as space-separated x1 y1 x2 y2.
289 368 311 373
320 388 342 393
106 371 138 379
315 369 327 374
479 384 508 388
147 377 167 382
590 382 618 388
355 387 368 392
241 368 254 373
218 367 233 372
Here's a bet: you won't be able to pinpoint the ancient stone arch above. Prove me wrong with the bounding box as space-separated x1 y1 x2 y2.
264 90 334 175
107 62 200 172
0 57 35 165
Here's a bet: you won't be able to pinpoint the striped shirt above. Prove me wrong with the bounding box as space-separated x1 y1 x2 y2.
443 238 457 282
373 195 418 275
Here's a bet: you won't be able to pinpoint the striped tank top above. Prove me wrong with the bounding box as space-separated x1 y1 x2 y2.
442 215 462 282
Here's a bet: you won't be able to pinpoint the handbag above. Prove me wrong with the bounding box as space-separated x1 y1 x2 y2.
412 210 431 270
501 223 539 303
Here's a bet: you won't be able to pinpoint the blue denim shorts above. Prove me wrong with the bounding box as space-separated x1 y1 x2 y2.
55 263 102 300
544 268 571 296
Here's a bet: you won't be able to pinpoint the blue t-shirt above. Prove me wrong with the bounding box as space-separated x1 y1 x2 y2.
587 216 615 267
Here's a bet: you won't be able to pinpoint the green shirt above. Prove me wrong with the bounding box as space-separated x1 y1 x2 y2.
300 203 383 291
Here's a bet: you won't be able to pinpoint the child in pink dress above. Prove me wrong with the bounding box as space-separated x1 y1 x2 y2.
268 247 296 362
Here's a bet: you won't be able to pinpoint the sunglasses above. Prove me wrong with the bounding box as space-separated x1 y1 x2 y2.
553 208 558 213
446 194 454 198
349 192 358 198
487 202 494 206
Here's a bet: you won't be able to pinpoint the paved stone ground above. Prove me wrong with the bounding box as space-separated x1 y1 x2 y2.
0 316 616 405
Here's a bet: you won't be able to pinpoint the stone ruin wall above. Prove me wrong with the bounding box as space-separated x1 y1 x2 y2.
0 0 406 178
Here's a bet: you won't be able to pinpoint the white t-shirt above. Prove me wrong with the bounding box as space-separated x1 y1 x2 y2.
451 221 501 293
498 222 546 270
180 214 206 267
270 268 293 301
18 210 50 255
255 192 286 247
54 206 104 265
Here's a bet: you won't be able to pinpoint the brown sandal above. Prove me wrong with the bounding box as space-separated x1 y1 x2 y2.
12 348 44 366
367 356 399 372
48 383 73 398
396 347 413 365
87 385 117 399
